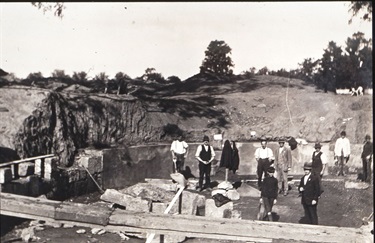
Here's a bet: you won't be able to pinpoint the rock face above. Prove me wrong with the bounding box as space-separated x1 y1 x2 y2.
13 92 158 166
1 75 372 168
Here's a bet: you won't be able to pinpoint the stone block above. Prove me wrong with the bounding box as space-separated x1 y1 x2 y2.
100 189 151 212
27 175 41 196
205 198 233 218
150 234 186 243
78 156 103 174
18 162 35 177
44 157 58 180
34 159 42 176
151 202 178 214
0 167 13 184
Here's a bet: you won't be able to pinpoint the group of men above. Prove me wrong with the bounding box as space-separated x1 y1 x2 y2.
256 131 372 225
170 132 373 225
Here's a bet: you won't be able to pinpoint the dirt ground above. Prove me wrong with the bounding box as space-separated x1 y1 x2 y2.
1 173 373 243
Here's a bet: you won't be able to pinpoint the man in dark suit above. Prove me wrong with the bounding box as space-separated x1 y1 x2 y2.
298 162 321 225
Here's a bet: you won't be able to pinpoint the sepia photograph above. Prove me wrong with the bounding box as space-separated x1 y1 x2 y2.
0 2 373 242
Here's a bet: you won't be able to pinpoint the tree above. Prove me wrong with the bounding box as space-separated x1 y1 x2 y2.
167 76 181 83
31 2 65 18
72 71 88 82
257 66 269 75
51 69 70 79
319 41 344 91
27 72 44 80
114 72 131 94
298 58 320 84
200 40 234 76
142 68 165 83
348 1 372 24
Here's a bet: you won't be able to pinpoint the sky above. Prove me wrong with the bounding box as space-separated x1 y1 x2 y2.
0 2 372 81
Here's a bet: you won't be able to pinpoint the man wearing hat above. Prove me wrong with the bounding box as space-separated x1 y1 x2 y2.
311 142 327 195
298 162 321 225
259 166 278 221
334 131 351 176
195 135 216 191
274 137 292 196
361 134 373 183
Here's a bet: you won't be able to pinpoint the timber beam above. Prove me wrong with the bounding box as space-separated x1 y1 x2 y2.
0 192 369 242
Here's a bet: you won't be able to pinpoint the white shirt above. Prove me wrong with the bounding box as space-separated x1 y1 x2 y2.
255 147 274 160
334 137 351 157
304 173 311 185
195 144 215 163
170 140 188 154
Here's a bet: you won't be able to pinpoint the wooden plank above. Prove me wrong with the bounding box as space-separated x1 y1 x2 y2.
109 210 366 243
0 192 370 243
0 154 55 168
0 192 60 218
55 202 113 226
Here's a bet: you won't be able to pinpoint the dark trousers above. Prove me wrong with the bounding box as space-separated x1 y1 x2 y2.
262 196 275 221
199 162 211 189
338 156 346 176
302 203 318 225
174 154 185 173
257 158 270 187
312 171 324 195
362 158 372 182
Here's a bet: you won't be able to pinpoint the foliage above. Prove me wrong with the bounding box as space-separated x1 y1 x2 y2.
51 69 70 80
31 2 65 18
72 71 88 82
27 72 44 80
348 1 372 24
200 40 234 76
142 68 166 83
167 76 181 83
114 72 131 94
257 67 269 75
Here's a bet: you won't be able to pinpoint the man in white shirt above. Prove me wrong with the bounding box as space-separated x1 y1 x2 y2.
195 135 215 191
255 140 275 189
170 134 189 173
334 131 351 176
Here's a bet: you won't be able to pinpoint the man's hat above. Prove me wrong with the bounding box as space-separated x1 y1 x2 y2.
314 142 322 149
278 137 286 143
203 135 210 142
365 134 371 140
303 162 312 170
267 167 275 173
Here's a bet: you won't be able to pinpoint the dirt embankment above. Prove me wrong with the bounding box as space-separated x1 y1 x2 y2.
0 75 372 166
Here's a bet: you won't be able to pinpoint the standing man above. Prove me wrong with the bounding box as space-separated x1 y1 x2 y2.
170 134 189 173
298 162 321 225
259 167 278 221
311 142 327 195
274 138 292 196
334 131 351 176
195 135 215 191
361 134 373 183
255 139 275 189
